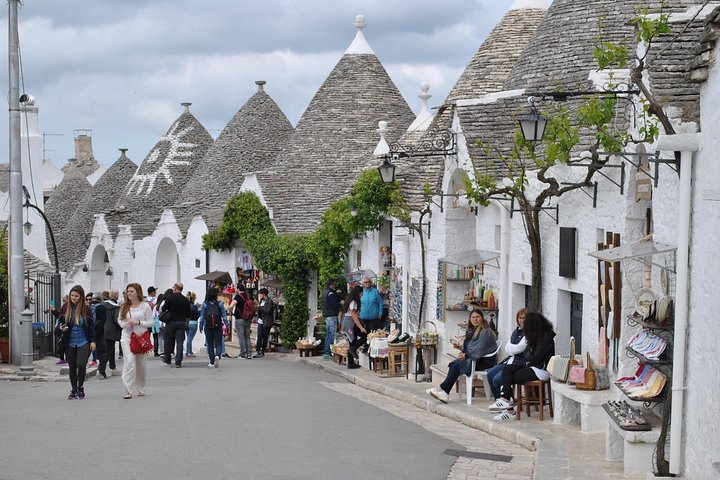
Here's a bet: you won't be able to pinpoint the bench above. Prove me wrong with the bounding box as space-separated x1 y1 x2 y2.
605 407 661 477
551 380 617 433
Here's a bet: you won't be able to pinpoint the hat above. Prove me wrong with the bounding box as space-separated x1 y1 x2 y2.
147 286 157 294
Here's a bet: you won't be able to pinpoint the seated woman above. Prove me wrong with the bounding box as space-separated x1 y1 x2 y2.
489 311 555 421
427 309 497 403
486 308 528 400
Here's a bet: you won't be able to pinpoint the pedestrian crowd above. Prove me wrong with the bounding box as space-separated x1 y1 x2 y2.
52 279 271 400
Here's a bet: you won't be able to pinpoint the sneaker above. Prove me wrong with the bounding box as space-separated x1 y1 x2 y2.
88 361 97 367
56 359 67 365
78 387 85 399
214 356 220 368
221 353 231 358
493 410 516 421
154 352 160 357
98 372 107 380
252 352 262 358
489 398 513 412
208 363 214 368
323 354 332 360
429 387 449 404
68 389 78 400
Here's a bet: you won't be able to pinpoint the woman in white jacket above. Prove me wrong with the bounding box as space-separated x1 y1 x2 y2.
118 283 154 399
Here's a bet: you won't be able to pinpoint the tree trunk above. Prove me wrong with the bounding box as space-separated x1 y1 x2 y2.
526 209 543 313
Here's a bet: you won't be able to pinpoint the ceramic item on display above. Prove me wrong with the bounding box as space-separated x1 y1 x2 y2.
657 296 672 324
660 269 669 296
636 288 655 318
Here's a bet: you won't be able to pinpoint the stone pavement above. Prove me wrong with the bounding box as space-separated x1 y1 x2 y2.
1 350 633 480
298 354 635 480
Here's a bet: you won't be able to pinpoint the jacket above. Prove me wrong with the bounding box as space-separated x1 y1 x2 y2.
199 300 229 331
56 304 95 346
321 287 341 317
524 331 556 369
457 327 497 375
161 292 191 323
257 297 274 325
358 286 383 320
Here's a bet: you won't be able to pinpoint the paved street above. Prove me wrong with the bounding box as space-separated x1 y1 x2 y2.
0 352 530 480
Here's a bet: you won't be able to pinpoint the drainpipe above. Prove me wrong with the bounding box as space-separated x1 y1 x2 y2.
402 238 410 334
498 202 511 335
656 133 699 475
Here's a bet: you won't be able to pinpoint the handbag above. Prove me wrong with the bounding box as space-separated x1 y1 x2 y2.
159 310 171 323
130 330 154 354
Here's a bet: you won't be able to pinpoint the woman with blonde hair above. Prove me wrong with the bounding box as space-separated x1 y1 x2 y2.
118 283 154 399
55 285 95 399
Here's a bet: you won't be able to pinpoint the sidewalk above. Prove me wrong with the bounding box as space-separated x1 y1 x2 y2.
297 353 632 480
0 356 102 382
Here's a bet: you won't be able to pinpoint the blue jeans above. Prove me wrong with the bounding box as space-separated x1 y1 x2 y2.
205 328 223 364
487 363 505 399
185 321 198 355
323 316 338 356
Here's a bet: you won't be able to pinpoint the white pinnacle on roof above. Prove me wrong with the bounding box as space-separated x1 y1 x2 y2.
509 0 549 10
345 15 375 55
407 82 434 132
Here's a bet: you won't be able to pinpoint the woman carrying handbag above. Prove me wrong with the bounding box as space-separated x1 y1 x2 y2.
119 283 154 399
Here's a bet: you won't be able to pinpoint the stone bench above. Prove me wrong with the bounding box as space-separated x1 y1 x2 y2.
605 408 661 477
551 379 616 433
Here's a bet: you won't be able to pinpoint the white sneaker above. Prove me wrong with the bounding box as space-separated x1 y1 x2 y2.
493 410 516 421
214 356 220 368
489 398 513 412
429 387 449 404
207 363 214 368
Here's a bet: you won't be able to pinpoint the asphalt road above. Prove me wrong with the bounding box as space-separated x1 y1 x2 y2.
0 354 459 480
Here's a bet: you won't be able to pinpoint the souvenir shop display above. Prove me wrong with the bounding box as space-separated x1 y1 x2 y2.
602 400 651 431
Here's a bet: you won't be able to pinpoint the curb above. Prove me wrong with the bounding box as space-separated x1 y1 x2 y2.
299 357 541 452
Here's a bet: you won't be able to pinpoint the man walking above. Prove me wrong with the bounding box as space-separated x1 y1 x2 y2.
253 288 274 358
161 282 191 367
101 290 122 377
321 278 341 360
94 291 110 379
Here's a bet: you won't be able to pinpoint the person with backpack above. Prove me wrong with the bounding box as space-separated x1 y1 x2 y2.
229 285 255 359
199 287 229 368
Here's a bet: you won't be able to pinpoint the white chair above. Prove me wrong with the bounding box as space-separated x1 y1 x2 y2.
464 341 502 405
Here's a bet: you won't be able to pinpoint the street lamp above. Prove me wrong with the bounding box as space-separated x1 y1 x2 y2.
517 97 547 143
378 158 396 184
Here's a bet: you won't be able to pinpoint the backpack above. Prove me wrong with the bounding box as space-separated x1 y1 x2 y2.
241 293 255 321
205 302 222 330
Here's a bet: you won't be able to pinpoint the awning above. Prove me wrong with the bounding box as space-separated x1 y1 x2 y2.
342 269 376 283
588 240 676 272
195 271 233 284
441 249 500 268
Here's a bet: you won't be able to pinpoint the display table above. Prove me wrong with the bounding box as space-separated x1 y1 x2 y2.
297 345 315 357
604 407 661 477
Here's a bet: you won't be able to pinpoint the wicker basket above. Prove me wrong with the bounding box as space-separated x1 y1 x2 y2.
295 340 314 350
575 352 597 390
417 321 438 346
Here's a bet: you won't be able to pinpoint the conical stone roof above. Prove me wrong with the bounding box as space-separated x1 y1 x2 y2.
174 81 293 234
262 16 415 234
43 167 93 272
108 103 213 238
396 3 547 208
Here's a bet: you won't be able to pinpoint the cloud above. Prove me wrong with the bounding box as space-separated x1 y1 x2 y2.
0 0 522 166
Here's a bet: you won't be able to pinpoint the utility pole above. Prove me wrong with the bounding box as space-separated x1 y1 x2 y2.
8 0 32 371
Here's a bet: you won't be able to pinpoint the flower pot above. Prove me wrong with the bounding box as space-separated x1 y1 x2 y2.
0 338 9 363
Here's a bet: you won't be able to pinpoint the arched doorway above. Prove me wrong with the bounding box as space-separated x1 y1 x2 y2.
155 238 180 291
89 246 110 293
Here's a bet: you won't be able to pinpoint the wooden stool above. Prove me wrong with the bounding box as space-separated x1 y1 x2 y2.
298 346 315 357
515 379 553 421
387 344 409 377
369 356 387 374
332 351 347 365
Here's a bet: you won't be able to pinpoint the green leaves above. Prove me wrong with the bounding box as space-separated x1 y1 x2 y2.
593 42 628 70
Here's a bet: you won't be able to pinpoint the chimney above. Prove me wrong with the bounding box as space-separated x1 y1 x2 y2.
73 129 94 162
255 80 266 92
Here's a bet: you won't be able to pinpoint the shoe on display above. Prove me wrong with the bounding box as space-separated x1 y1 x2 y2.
214 356 220 368
493 410 515 421
489 398 513 412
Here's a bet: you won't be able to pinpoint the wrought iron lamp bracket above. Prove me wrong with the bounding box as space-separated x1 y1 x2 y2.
387 128 457 159
567 161 626 195
560 181 598 208
509 197 559 224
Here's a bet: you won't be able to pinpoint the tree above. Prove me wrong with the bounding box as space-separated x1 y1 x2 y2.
464 12 671 314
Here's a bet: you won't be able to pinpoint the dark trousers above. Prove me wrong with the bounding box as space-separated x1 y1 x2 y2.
164 322 186 366
153 332 160 355
348 323 368 367
95 336 107 375
439 357 495 394
499 364 540 400
103 338 117 371
256 322 271 353
65 343 90 390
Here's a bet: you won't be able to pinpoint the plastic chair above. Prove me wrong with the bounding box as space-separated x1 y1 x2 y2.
464 341 502 405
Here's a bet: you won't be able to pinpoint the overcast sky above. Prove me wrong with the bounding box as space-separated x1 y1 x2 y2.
0 0 545 168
